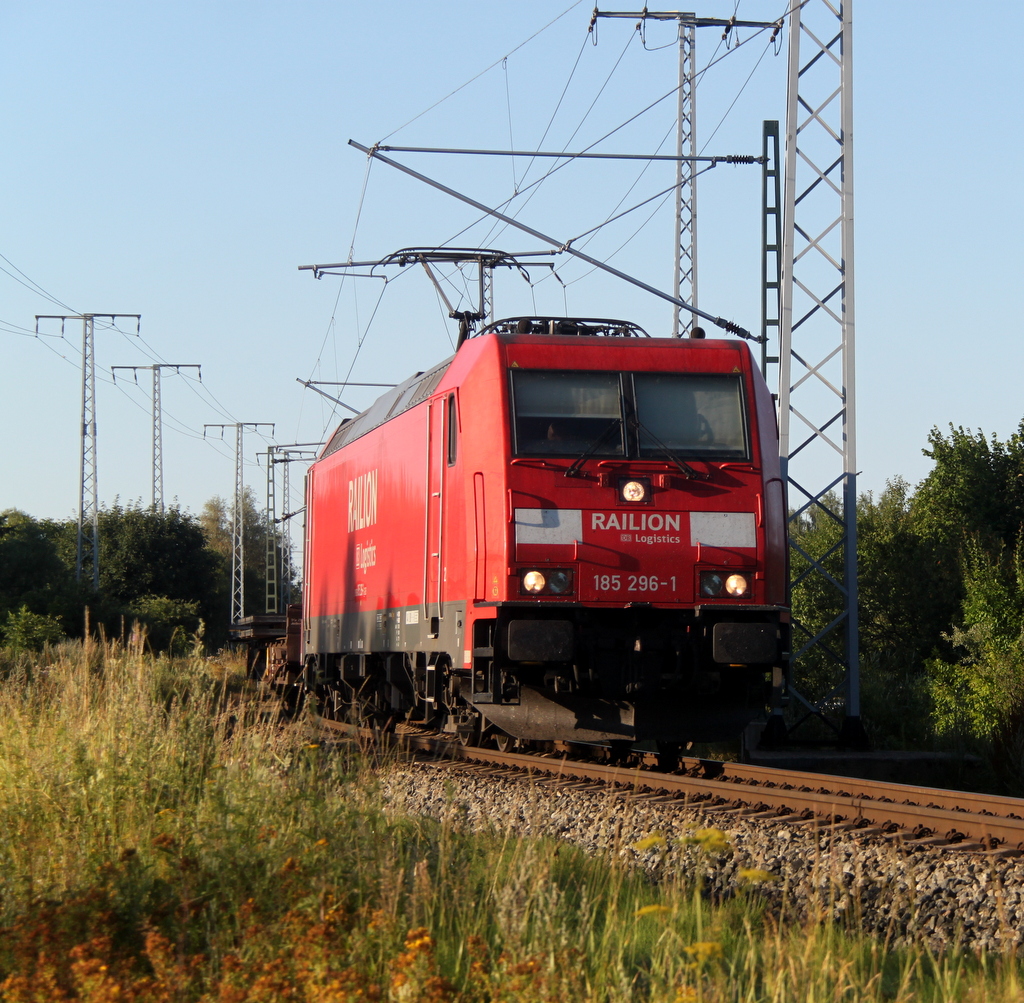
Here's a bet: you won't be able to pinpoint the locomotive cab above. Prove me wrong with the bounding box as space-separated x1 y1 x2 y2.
302 316 789 747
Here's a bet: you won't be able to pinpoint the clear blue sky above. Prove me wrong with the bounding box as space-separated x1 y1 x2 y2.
2 1 1021 525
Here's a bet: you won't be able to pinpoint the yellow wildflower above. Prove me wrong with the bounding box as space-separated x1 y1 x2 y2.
685 827 732 854
738 867 778 883
684 941 723 964
634 904 672 918
632 833 667 851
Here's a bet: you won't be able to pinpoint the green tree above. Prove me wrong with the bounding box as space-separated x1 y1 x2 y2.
788 482 958 741
857 478 960 663
912 421 1024 552
0 509 80 623
95 504 221 610
909 423 1024 788
926 537 1024 728
46 503 224 647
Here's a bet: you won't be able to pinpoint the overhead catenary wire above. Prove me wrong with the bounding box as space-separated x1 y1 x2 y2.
518 26 592 184
10 316 238 467
429 8 782 306
379 1 586 143
305 276 394 438
300 149 384 443
432 21 770 259
472 28 637 250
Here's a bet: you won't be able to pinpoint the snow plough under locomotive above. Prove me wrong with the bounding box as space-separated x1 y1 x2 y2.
242 315 790 749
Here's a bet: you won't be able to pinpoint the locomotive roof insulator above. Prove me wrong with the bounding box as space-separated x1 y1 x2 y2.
477 316 650 339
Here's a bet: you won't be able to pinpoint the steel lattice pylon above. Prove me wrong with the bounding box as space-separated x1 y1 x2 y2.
260 444 318 614
151 366 163 512
232 424 245 624
112 364 201 513
777 0 863 744
672 18 698 334
79 316 98 589
281 458 293 605
265 446 278 615
37 312 141 591
206 421 274 624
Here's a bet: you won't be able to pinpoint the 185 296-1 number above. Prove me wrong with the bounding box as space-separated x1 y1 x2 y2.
592 574 676 592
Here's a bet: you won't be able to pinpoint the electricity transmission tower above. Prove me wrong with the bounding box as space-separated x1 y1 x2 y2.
36 312 141 589
777 0 863 745
593 9 781 336
204 422 274 624
111 364 201 512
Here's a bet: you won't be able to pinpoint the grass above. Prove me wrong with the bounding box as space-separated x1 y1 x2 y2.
0 639 1023 1001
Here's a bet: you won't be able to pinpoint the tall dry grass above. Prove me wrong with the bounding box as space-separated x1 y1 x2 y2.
0 638 1021 1001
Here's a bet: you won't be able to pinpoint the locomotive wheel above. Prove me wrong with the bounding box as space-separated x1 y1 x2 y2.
491 729 519 753
455 711 483 747
348 679 395 733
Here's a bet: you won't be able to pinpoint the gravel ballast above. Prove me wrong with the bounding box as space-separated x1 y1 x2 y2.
382 762 1024 953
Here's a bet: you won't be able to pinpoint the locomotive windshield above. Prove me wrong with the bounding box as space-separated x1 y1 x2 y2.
511 371 625 456
511 369 748 460
633 373 747 459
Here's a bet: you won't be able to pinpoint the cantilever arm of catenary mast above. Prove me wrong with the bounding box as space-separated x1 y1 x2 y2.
348 139 759 341
295 378 361 414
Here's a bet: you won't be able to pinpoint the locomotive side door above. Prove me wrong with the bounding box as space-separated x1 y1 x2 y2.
424 396 446 637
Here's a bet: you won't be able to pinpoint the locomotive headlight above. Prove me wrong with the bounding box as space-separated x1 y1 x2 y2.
725 573 749 597
522 570 547 593
547 570 574 594
614 479 647 506
700 572 724 597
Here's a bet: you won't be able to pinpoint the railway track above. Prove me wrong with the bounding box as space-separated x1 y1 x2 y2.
318 717 1024 855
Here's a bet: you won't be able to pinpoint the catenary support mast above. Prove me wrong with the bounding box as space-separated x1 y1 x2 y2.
593 10 780 336
778 0 863 744
260 444 319 614
205 422 274 624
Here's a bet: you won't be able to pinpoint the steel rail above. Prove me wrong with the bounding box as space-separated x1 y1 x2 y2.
444 745 1024 851
667 755 1024 819
317 718 1024 853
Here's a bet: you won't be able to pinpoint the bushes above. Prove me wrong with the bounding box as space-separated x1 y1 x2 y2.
1 605 65 651
126 594 202 653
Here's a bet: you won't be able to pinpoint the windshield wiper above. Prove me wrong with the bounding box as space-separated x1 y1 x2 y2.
564 420 623 478
627 413 709 480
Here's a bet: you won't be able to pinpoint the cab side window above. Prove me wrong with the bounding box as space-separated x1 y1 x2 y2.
446 393 458 466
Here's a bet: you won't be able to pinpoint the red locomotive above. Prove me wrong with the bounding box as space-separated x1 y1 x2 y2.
291 315 789 752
